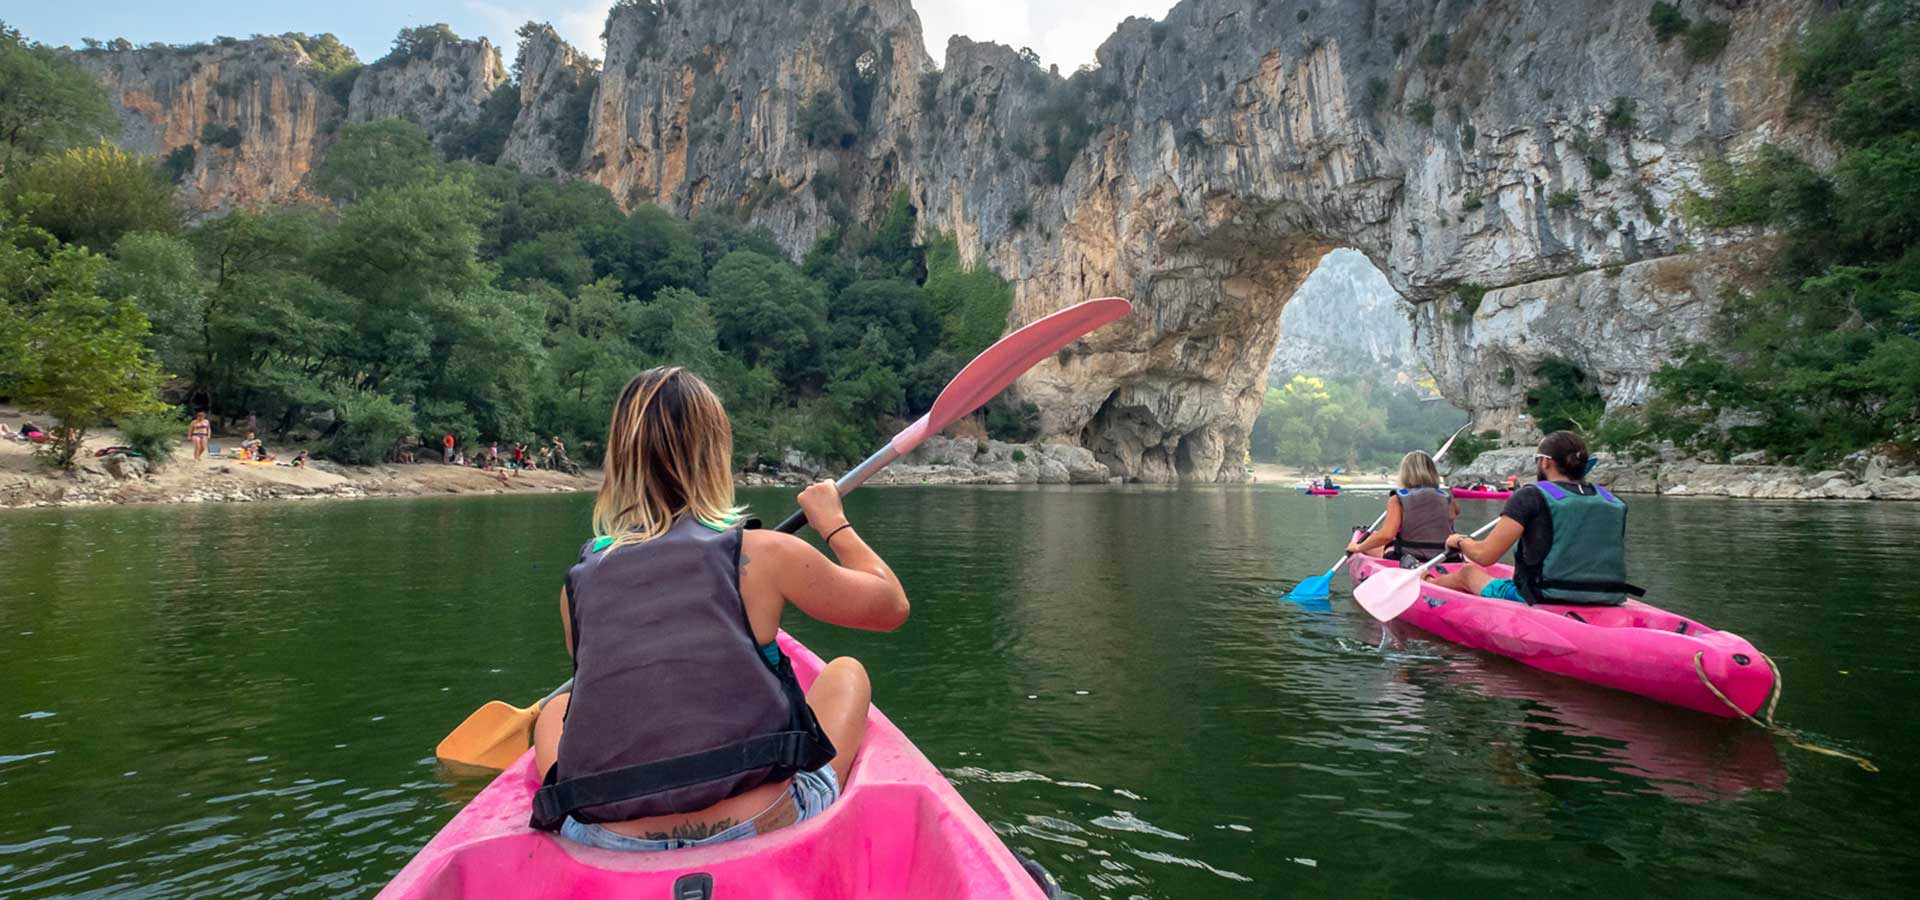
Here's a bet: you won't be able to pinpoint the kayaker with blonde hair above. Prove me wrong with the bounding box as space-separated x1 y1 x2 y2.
530 366 910 850
1346 450 1460 563
1427 430 1644 605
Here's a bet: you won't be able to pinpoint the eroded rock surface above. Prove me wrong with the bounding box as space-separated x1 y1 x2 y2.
72 0 1829 480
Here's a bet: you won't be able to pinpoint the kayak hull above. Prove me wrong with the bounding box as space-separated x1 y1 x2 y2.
1303 487 1340 496
1345 551 1775 719
1451 487 1513 501
379 633 1045 900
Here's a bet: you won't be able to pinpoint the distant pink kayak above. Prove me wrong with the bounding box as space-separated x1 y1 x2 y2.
1303 487 1340 496
1345 551 1776 718
379 634 1051 900
1451 487 1513 500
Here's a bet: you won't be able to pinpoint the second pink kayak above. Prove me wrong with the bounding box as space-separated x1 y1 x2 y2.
378 634 1053 900
1345 550 1776 718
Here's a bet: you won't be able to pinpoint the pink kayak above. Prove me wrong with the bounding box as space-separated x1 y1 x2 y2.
1303 487 1340 496
1345 550 1776 718
1451 487 1513 500
378 633 1052 900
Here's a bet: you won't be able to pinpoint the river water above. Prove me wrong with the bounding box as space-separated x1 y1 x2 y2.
2 487 1916 898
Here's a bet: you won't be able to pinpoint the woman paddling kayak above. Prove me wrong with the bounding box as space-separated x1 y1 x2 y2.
530 366 911 851
1426 430 1643 606
1345 451 1460 564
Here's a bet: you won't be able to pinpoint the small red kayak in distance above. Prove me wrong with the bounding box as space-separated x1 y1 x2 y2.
1451 487 1512 500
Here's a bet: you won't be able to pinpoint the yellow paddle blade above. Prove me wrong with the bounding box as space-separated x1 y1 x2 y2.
434 700 539 771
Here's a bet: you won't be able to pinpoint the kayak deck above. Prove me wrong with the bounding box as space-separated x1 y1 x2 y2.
379 633 1045 900
1345 552 1776 718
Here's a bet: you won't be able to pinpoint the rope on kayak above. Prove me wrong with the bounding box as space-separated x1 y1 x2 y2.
1692 651 1878 773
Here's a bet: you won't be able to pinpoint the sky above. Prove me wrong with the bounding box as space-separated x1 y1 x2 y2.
7 0 1179 71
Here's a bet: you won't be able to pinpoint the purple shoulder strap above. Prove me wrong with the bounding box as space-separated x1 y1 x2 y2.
1535 482 1567 500
1595 485 1621 504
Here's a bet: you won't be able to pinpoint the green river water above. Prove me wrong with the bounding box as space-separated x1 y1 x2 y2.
1 487 1916 898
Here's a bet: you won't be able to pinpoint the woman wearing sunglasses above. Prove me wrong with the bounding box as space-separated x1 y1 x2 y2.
1424 430 1643 606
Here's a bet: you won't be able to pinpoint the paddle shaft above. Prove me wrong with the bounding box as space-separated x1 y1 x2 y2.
771 433 913 534
1408 518 1499 578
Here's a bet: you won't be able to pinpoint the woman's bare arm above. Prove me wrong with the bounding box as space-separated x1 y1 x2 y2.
1348 497 1402 553
558 586 574 658
746 529 910 631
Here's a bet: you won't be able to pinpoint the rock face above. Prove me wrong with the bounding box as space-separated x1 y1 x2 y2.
499 25 596 177
345 39 506 137
1448 446 1920 501
74 0 1829 480
1415 242 1776 437
1269 249 1417 385
69 36 343 212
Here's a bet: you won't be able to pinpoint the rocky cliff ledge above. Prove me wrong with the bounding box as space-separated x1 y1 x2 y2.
74 0 1826 480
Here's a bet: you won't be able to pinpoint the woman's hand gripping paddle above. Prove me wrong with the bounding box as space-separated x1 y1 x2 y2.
431 298 1132 769
772 297 1134 534
1353 518 1498 621
1281 421 1474 602
434 679 573 770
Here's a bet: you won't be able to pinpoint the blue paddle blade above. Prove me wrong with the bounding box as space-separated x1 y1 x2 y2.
1283 572 1335 602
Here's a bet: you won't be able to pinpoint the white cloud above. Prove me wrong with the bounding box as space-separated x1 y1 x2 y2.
915 0 1177 70
464 0 612 61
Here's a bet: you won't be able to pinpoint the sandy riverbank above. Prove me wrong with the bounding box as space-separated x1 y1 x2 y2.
0 412 599 510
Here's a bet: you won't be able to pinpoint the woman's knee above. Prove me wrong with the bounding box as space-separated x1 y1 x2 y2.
814 657 871 702
532 692 570 776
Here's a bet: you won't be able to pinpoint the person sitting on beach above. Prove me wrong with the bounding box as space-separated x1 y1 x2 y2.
530 366 907 851
0 423 17 442
290 449 308 467
1347 451 1460 564
1426 430 1643 606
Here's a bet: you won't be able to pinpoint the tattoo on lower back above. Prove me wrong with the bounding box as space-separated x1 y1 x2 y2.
640 818 738 841
738 547 751 578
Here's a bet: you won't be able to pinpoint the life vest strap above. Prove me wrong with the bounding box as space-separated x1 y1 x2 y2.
1536 578 1646 597
530 729 833 831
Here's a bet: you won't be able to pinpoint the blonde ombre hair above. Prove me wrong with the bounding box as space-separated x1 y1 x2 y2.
1397 450 1442 490
591 367 744 548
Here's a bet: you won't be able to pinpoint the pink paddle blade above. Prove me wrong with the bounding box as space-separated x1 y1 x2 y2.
890 298 1132 454
1354 568 1424 621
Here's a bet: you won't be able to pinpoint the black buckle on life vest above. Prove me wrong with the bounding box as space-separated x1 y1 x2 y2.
529 729 834 831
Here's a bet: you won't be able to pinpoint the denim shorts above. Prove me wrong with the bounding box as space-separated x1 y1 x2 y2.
559 765 841 852
1480 578 1525 603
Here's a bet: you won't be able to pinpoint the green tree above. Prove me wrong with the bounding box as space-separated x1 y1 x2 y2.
707 249 828 384
922 236 1013 357
0 23 117 171
312 119 437 202
8 141 178 250
0 219 164 466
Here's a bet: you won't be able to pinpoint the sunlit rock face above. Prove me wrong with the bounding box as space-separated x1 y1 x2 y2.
76 0 1823 480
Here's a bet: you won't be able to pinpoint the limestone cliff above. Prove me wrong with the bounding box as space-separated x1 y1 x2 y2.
1268 249 1416 386
68 36 341 212
345 38 506 136
73 0 1827 480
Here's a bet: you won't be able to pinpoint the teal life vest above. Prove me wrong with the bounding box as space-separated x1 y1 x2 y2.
1519 482 1645 606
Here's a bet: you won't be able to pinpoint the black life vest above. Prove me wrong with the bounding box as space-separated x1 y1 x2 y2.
529 516 836 831
1391 487 1457 563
